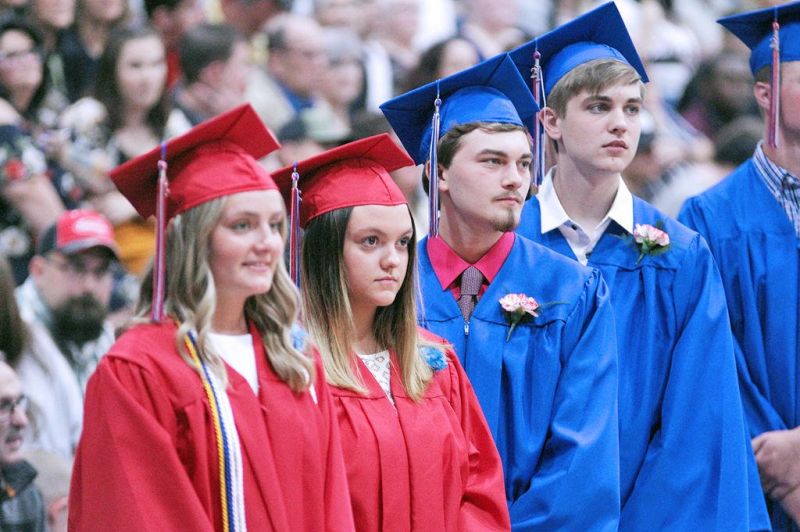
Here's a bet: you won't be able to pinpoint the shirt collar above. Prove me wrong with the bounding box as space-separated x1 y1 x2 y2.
426 232 515 290
538 167 634 235
754 141 800 192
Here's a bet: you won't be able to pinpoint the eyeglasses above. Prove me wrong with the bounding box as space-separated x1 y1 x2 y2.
0 47 42 64
0 395 27 422
45 255 113 281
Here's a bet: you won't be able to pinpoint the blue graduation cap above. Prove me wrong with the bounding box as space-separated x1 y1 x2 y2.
718 1 800 74
381 53 537 165
508 1 648 98
718 1 800 147
380 53 537 236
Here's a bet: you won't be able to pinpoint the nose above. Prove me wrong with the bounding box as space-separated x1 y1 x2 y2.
381 246 402 270
501 161 525 191
11 403 27 428
608 107 629 134
256 223 284 255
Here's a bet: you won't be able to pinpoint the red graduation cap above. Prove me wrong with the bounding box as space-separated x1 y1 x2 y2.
109 104 281 321
271 133 415 284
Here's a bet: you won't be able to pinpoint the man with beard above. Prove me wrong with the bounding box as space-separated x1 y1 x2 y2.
0 360 46 531
14 209 116 458
381 54 620 529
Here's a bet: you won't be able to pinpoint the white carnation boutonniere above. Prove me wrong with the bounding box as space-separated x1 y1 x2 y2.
499 293 540 342
630 223 670 264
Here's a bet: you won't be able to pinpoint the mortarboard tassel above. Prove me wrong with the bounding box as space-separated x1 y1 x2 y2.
428 81 442 237
768 16 781 149
152 142 169 322
289 163 302 287
530 48 546 191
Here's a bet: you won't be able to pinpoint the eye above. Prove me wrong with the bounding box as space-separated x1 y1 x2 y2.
625 104 641 115
362 235 378 247
231 219 252 231
398 236 411 247
519 159 532 170
588 103 607 113
482 157 502 166
269 220 283 232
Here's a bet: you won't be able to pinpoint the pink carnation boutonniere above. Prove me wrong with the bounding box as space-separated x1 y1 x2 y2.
631 223 670 264
499 293 540 342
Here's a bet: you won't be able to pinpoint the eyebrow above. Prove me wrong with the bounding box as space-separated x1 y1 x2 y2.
477 149 533 159
582 94 644 105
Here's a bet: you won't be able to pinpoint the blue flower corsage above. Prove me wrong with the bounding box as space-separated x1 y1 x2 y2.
421 346 448 372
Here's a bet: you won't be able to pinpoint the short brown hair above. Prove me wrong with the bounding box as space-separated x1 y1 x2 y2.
547 58 643 117
422 121 531 193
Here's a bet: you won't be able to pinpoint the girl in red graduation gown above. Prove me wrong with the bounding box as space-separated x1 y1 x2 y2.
68 105 355 532
273 134 510 532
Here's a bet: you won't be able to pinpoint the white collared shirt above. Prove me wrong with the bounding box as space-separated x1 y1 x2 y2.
538 168 634 265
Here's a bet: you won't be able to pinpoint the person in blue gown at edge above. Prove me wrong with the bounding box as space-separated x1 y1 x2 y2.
679 2 800 530
508 3 770 531
381 53 620 530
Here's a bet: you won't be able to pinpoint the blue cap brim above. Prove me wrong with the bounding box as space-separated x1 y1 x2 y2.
509 1 648 96
718 1 800 74
380 53 538 165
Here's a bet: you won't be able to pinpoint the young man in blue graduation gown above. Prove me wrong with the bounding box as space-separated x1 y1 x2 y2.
679 2 800 529
381 54 620 530
508 3 768 530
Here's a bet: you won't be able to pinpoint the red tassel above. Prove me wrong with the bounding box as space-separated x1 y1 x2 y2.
428 81 442 237
768 19 781 148
289 163 301 286
152 143 169 322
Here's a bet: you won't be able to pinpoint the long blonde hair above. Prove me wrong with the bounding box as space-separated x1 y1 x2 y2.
135 195 314 391
301 206 442 401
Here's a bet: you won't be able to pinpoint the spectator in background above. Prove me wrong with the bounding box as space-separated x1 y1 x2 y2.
0 15 68 142
313 0 368 36
457 0 527 59
28 0 75 101
652 115 763 217
15 210 116 454
403 36 480 92
247 13 328 131
58 25 170 277
315 27 364 136
677 50 759 142
59 0 131 102
171 23 250 129
0 361 46 532
144 0 206 89
218 0 287 40
0 254 80 462
0 0 29 16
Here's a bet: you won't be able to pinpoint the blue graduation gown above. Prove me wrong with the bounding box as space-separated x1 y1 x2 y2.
417 234 620 531
680 159 797 531
519 195 768 531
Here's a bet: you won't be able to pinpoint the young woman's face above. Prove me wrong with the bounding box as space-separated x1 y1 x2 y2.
343 204 413 317
209 189 286 301
116 35 167 112
0 30 42 94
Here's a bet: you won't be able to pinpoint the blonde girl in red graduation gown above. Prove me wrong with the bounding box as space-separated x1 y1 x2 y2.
68 105 356 532
272 134 510 532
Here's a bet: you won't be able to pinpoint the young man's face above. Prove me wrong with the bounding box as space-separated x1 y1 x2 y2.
546 81 642 178
439 127 532 235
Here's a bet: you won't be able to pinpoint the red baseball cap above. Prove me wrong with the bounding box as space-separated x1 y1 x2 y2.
110 104 280 221
37 209 118 258
271 133 414 228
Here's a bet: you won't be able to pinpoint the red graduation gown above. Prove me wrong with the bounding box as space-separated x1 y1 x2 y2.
331 333 510 531
68 321 355 532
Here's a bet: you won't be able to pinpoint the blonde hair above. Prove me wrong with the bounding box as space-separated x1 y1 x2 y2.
301 206 442 400
134 196 314 391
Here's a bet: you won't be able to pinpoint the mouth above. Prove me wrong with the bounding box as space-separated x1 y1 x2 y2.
375 276 398 284
494 194 523 205
243 261 273 272
603 140 628 149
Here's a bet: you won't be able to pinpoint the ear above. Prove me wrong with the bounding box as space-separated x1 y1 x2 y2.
540 107 562 142
199 60 224 86
433 161 450 193
28 255 45 280
753 81 772 114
